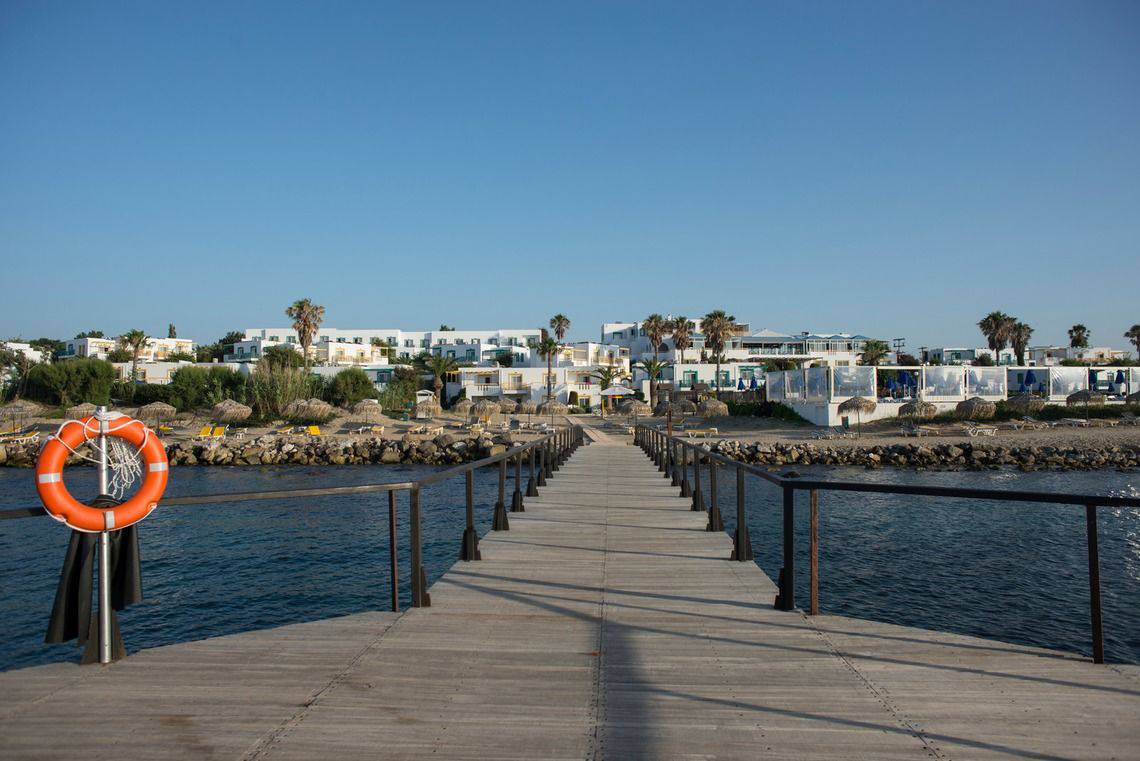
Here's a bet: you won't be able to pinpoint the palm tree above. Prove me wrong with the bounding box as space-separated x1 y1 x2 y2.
671 316 693 366
701 310 736 398
642 314 668 361
590 364 628 417
285 298 325 371
118 329 148 382
536 332 561 400
167 323 177 339
416 353 459 407
1011 321 1034 365
1068 324 1090 349
549 314 571 342
1125 325 1140 357
977 311 1015 363
859 339 890 366
636 358 671 409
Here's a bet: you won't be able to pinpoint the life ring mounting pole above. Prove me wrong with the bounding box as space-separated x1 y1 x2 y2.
96 405 112 665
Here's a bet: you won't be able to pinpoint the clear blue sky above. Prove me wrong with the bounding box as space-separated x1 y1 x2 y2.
2 1 1137 350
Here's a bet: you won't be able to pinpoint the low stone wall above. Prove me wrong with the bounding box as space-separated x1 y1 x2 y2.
0 433 516 469
706 439 1140 472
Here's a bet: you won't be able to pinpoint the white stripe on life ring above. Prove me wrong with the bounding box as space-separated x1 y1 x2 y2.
148 462 168 472
104 511 116 529
37 472 62 484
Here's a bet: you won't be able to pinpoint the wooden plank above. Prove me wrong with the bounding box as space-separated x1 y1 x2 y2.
1 422 1137 760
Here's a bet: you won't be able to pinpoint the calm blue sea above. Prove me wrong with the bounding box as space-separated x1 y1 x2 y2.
1 462 1137 670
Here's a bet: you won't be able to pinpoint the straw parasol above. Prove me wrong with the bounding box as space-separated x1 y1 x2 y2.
653 400 673 416
675 398 697 415
452 398 475 416
1 399 42 428
899 400 937 419
955 397 996 421
137 401 177 424
1066 390 1105 407
414 398 441 419
1004 392 1045 414
211 398 252 423
837 396 876 436
622 400 652 417
350 399 383 423
497 398 519 414
537 400 569 415
285 398 336 423
697 399 729 418
1127 391 1140 405
517 399 538 415
65 402 98 420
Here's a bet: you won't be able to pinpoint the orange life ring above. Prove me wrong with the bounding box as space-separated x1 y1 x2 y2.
35 415 168 532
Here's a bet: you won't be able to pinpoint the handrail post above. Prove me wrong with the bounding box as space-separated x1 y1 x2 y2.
511 452 524 512
460 469 481 561
730 466 754 561
662 432 671 479
670 439 681 487
809 489 819 615
526 445 538 497
691 446 704 512
492 459 510 531
550 435 560 473
706 458 724 531
388 491 399 611
537 441 548 486
680 444 692 498
775 485 795 610
1086 504 1104 664
410 488 431 607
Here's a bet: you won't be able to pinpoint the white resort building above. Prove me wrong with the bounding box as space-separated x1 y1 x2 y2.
61 336 197 362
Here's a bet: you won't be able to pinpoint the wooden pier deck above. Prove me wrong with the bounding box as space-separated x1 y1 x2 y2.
2 426 1138 760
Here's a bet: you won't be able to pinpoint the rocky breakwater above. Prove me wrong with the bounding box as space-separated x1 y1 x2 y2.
706 439 1140 472
0 433 518 469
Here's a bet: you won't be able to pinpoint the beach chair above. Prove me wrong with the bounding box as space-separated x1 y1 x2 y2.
3 432 39 445
1021 417 1050 430
966 424 998 437
1053 418 1090 428
306 425 322 436
425 425 444 436
1121 412 1139 426
196 425 214 438
685 428 718 439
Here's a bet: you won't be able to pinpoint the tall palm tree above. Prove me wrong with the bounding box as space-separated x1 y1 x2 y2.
1011 321 1034 365
118 329 148 382
167 323 177 339
549 314 571 342
536 332 561 401
671 316 692 366
859 339 890 366
701 310 736 398
977 311 1014 362
1124 325 1140 357
590 364 628 417
416 353 458 407
1067 324 1090 349
642 314 668 361
286 298 325 371
636 358 671 409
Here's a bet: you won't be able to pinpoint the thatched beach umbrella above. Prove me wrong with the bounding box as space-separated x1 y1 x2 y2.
653 400 673 416
285 398 336 423
471 399 498 421
65 402 98 420
1 399 42 429
622 400 652 417
675 398 697 416
497 398 519 414
697 399 729 418
955 397 996 421
537 400 568 416
1005 392 1045 414
212 399 253 423
414 398 441 420
349 399 383 423
837 396 876 436
899 400 937 420
452 398 475 417
137 401 177 424
1066 390 1105 407
517 399 537 415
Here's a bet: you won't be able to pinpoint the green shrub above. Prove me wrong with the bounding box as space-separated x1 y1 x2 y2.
724 399 809 424
167 366 247 412
24 358 115 406
247 363 322 419
328 367 377 407
377 366 419 413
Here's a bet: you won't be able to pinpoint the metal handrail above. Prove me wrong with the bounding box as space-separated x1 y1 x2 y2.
635 424 1139 664
1 426 585 620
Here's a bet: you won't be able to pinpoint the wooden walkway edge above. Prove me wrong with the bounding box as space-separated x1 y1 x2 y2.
2 424 1138 759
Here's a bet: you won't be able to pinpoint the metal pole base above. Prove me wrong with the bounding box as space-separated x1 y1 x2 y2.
492 501 510 531
418 565 432 608
671 465 681 487
706 505 724 532
680 478 692 498
459 527 482 561
731 526 754 562
526 477 538 497
691 489 704 512
511 488 524 513
774 568 793 611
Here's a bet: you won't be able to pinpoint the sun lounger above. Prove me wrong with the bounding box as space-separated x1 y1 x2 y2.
2 432 39 445
306 425 322 436
196 425 215 438
966 424 998 437
1020 417 1050 430
685 428 719 439
425 425 443 436
1052 418 1090 428
1121 413 1139 426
